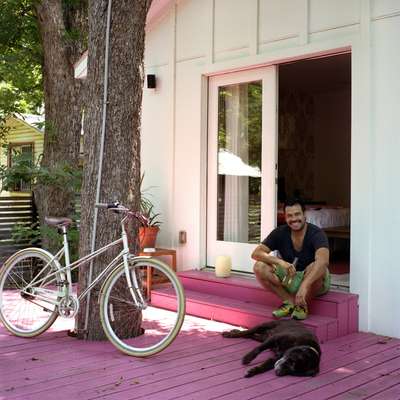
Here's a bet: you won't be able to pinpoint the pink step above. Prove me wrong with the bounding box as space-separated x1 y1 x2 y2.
151 287 338 343
178 270 358 337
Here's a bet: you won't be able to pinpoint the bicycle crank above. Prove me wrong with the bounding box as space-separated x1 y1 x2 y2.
58 295 79 318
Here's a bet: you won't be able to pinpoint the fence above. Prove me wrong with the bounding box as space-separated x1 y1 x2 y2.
0 196 37 265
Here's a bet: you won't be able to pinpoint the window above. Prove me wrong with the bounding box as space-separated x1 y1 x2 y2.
8 143 34 192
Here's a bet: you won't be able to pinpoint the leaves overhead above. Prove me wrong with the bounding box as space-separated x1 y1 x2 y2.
0 0 43 114
0 0 88 116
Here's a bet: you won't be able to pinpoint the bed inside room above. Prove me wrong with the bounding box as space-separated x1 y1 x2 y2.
277 54 351 290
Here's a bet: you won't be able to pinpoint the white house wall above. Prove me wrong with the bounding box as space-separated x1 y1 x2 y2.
142 0 400 337
369 10 400 337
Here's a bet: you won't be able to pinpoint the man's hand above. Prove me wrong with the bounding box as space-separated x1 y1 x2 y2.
279 260 296 278
295 283 309 306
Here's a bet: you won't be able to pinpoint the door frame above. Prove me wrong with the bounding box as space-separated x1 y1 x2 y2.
206 66 278 273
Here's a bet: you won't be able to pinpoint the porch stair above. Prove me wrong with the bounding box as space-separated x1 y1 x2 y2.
151 269 359 343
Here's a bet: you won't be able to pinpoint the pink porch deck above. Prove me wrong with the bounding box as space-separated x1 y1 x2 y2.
2 270 400 399
1 312 400 399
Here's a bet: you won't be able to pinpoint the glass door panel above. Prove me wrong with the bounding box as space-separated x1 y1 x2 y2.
216 81 262 244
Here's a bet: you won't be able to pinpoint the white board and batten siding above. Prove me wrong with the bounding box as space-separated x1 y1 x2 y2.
142 0 400 338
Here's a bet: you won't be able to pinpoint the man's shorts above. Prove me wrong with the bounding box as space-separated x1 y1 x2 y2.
274 265 330 295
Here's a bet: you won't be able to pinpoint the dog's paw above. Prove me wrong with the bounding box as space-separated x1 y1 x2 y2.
242 353 255 365
222 329 241 338
245 367 259 378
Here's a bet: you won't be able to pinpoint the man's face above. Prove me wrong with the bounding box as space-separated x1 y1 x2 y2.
284 204 306 231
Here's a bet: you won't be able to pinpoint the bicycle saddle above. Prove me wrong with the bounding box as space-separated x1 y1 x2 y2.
44 217 73 228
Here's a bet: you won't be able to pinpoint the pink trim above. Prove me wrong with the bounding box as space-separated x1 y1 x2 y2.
206 46 352 77
73 1 173 73
147 0 173 26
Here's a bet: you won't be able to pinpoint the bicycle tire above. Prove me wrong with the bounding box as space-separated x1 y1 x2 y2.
100 257 185 357
0 248 62 337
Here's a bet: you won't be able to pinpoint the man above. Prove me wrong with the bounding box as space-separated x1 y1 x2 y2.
252 198 330 320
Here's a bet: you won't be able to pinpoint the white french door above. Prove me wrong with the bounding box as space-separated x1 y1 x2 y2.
207 66 278 273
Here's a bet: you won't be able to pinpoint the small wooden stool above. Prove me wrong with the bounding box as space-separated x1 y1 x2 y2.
138 248 177 298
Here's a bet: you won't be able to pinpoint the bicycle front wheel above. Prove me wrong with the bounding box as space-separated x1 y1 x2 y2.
0 248 62 337
100 258 185 357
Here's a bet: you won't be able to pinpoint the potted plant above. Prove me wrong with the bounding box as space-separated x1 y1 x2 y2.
139 174 162 249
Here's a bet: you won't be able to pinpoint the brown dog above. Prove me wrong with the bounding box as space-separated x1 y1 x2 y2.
222 319 321 378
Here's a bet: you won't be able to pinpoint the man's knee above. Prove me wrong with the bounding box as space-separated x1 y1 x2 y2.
254 261 266 275
253 261 278 286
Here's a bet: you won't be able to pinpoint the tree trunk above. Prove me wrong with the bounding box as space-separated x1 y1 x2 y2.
34 1 87 235
77 0 151 340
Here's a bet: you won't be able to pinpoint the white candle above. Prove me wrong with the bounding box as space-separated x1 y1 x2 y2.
215 255 232 278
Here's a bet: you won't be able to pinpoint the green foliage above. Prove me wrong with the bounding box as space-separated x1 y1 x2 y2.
0 0 43 146
0 113 10 144
0 148 33 191
0 0 88 141
11 221 41 246
36 163 82 192
0 0 43 116
140 173 162 227
12 220 81 280
140 204 162 228
0 150 82 193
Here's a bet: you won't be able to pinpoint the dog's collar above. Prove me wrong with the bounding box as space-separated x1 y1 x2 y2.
306 346 320 357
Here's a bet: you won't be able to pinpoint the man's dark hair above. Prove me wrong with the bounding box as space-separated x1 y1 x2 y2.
283 198 306 212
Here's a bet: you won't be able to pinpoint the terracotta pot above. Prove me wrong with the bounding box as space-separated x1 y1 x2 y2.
139 226 160 249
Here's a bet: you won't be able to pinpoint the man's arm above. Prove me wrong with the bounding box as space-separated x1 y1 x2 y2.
252 244 296 277
303 247 329 286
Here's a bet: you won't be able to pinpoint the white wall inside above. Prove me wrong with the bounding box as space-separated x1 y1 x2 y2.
368 13 400 338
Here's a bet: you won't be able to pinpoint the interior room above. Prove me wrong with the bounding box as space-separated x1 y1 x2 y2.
278 53 351 289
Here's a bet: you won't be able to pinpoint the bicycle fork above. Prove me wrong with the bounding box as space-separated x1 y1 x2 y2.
121 226 147 310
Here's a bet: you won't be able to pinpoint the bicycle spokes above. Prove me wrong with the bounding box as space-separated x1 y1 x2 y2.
0 250 61 335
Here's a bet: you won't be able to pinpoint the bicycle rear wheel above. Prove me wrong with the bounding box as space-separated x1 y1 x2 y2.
100 258 185 357
0 248 62 337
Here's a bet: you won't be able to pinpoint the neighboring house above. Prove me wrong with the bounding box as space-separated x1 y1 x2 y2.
75 0 400 339
1 115 44 196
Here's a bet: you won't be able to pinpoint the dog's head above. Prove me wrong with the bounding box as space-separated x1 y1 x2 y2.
274 345 320 377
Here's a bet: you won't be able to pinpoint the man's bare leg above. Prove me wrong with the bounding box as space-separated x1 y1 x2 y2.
303 263 328 304
253 261 295 304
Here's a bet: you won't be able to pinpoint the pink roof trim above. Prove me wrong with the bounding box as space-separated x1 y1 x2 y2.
147 0 173 26
73 0 173 77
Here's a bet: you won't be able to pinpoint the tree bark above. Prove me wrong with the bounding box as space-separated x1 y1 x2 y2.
77 0 151 340
34 1 87 230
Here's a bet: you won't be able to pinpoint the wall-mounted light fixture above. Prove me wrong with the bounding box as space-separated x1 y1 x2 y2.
146 74 156 89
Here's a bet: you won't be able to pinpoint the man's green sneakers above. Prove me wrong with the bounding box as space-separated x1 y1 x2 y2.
291 305 308 320
272 300 295 318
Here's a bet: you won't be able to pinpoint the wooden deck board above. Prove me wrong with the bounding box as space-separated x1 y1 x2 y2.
1 314 400 400
160 336 400 400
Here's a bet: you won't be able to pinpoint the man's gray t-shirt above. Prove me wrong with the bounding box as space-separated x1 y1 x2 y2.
261 223 329 271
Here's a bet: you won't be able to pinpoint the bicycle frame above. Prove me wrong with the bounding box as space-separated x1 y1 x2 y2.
26 214 146 310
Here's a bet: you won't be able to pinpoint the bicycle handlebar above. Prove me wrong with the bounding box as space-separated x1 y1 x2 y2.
95 202 122 210
95 202 148 225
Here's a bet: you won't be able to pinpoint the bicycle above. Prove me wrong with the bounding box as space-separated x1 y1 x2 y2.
0 202 185 357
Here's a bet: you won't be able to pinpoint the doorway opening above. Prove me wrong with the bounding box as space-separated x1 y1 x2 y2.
277 53 351 290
